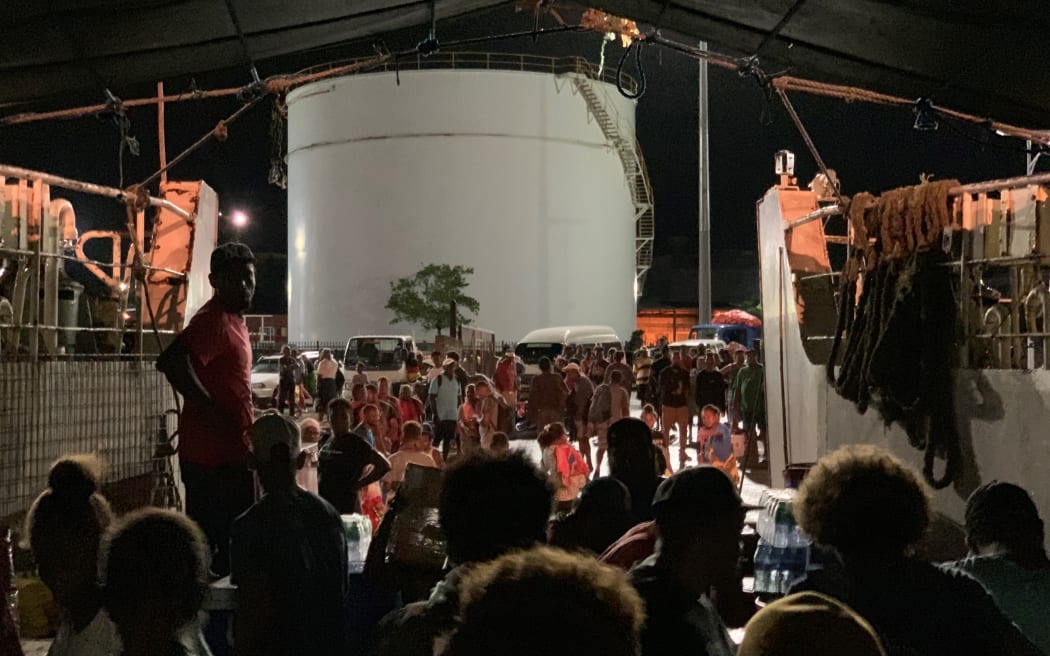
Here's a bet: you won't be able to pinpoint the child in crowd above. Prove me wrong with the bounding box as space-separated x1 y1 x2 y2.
539 422 591 512
102 508 211 656
23 456 119 656
490 431 510 453
641 404 671 477
421 423 445 468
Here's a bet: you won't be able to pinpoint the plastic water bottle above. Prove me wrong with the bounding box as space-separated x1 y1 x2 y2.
753 542 772 593
773 500 793 548
1 528 16 632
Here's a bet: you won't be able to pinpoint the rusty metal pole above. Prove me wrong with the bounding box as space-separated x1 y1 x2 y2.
157 82 168 185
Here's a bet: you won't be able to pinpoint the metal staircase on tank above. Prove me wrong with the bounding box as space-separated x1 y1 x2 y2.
565 62 655 297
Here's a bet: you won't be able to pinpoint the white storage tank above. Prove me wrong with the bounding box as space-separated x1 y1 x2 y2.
286 57 640 342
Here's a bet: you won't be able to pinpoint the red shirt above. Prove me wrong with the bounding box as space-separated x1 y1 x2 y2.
599 520 657 571
177 297 253 466
494 357 518 392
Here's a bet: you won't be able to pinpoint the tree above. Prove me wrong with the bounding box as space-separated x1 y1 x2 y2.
385 264 480 335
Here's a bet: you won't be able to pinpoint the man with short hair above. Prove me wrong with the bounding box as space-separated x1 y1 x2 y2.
649 346 671 415
732 349 766 452
157 242 256 577
527 356 567 430
231 412 347 656
318 398 391 515
633 348 653 404
429 359 462 460
277 345 300 416
695 352 728 415
604 349 635 389
630 467 744 656
659 353 691 463
563 363 594 470
374 452 555 656
354 403 387 452
426 351 444 382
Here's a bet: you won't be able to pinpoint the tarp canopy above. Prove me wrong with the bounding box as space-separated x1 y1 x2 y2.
711 309 762 327
3 1 1047 129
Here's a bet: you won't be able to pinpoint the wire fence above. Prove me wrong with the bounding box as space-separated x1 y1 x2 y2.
0 357 177 522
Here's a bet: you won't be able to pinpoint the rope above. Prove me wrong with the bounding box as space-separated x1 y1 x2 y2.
616 41 647 99
773 76 1050 145
222 0 263 91
136 97 263 189
775 87 848 209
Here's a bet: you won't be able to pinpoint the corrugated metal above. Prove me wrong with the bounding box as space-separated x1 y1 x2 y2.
0 358 176 519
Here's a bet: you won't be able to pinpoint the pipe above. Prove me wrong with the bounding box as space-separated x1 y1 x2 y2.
785 205 841 230
0 164 191 220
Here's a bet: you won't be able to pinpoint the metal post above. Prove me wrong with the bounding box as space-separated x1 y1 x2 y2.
697 41 712 322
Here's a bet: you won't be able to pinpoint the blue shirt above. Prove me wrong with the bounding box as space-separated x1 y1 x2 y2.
428 373 461 422
696 423 733 464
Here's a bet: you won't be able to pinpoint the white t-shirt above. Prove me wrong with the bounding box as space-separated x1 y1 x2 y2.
317 358 339 379
49 609 121 656
384 450 437 483
429 374 461 421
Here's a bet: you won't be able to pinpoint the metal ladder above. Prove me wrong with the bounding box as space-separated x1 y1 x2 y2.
566 64 655 297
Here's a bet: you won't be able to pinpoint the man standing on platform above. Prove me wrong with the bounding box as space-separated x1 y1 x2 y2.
157 242 256 577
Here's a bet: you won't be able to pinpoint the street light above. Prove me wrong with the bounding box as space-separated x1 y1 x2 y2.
230 210 249 229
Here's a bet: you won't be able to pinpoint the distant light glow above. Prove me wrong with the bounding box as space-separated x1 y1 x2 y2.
230 210 249 228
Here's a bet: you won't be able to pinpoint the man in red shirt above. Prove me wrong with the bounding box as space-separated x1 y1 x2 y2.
157 242 256 577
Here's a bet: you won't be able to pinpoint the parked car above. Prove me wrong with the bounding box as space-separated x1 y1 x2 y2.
251 355 281 409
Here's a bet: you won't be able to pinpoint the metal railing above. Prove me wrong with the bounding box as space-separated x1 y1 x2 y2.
294 51 638 94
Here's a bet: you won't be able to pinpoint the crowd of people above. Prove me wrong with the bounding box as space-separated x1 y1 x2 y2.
10 244 1050 656
18 421 1050 656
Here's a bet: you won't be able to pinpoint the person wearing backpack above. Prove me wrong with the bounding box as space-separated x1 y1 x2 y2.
428 359 463 460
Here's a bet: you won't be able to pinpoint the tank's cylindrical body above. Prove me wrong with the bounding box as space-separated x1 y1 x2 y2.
287 67 637 342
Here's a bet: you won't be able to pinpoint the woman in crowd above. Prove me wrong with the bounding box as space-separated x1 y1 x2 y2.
475 379 500 450
399 385 425 425
458 383 481 455
23 456 120 656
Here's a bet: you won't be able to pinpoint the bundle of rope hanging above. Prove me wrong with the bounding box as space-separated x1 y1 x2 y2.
826 179 962 488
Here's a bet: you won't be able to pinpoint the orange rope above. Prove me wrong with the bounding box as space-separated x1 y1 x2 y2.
0 55 391 126
773 76 1050 145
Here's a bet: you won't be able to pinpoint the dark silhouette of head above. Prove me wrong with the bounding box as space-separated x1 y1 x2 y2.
447 546 644 656
607 418 656 482
102 509 209 649
965 481 1047 564
440 452 554 565
795 445 929 558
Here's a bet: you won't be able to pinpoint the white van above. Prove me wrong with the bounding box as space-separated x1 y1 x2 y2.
515 325 621 400
342 335 418 393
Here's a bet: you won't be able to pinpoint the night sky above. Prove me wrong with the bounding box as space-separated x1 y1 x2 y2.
1 5 1043 312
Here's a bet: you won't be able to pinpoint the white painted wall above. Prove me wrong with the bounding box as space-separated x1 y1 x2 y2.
286 69 638 342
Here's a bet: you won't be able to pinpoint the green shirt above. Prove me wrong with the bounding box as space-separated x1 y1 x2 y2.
733 362 765 410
